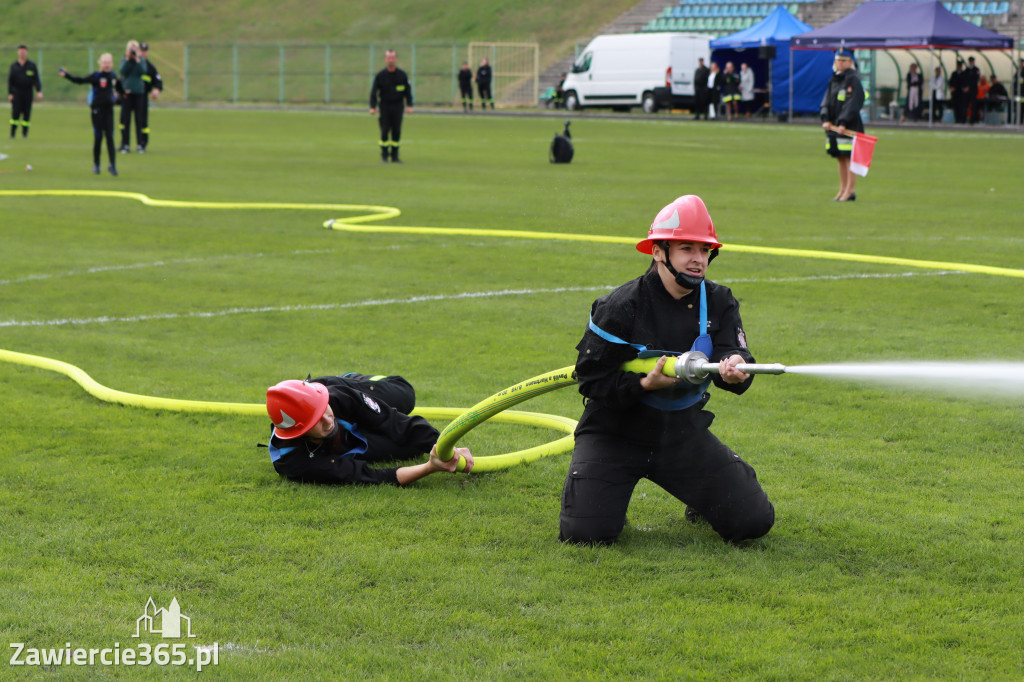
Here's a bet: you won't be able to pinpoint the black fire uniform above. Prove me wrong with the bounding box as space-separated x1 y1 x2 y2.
949 68 967 124
560 268 775 545
8 59 42 138
267 374 438 485
369 67 413 162
139 59 162 150
61 69 120 171
693 63 710 119
476 63 493 109
458 66 473 111
119 55 148 151
820 67 865 158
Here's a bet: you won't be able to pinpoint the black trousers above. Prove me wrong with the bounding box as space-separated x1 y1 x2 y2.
560 430 774 545
459 84 473 101
10 90 33 135
478 83 492 104
120 93 146 147
378 105 404 158
694 87 709 118
90 107 116 165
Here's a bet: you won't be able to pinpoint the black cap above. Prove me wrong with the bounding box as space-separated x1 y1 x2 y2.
139 42 149 50
18 44 27 49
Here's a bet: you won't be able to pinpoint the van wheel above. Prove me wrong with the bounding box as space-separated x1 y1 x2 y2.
642 92 657 114
565 91 580 111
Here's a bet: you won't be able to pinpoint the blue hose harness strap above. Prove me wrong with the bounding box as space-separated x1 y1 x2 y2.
587 281 712 411
268 420 368 462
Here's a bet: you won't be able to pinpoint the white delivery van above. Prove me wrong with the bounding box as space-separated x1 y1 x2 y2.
562 33 710 113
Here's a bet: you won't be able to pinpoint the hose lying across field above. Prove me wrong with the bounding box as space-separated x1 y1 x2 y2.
3 190 1024 472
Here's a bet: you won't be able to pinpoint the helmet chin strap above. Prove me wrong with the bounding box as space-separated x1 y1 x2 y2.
657 240 715 290
663 259 705 290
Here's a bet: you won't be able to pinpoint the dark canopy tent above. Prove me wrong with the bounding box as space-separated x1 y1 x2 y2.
790 1 1015 121
710 6 833 114
791 0 1014 50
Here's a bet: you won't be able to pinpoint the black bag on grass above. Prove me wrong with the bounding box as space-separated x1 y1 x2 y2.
549 120 574 164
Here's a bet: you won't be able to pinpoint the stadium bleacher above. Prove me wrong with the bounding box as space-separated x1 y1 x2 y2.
642 0 1012 36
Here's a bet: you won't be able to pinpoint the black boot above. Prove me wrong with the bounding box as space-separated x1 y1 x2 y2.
390 147 401 164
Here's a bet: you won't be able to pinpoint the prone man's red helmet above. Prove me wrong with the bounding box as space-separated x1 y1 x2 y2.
636 195 722 254
266 379 329 439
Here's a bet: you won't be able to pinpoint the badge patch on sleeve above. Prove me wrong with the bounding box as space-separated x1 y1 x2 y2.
737 328 748 348
362 393 381 413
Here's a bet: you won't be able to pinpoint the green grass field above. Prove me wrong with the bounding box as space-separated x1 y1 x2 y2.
2 106 1023 680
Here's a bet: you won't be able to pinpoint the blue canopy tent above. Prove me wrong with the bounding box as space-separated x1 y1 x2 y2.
710 6 833 115
791 1 1015 122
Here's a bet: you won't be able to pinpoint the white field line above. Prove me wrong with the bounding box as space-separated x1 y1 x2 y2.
1 271 964 329
0 249 338 286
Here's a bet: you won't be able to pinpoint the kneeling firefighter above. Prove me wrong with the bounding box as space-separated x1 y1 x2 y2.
559 195 775 545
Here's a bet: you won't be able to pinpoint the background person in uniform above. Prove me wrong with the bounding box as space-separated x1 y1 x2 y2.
59 55 120 176
820 48 864 202
118 40 147 153
965 56 980 124
137 42 162 152
457 61 473 112
949 60 968 124
693 57 710 120
739 62 755 118
558 195 774 546
8 44 43 139
265 372 474 485
369 49 413 163
476 58 493 109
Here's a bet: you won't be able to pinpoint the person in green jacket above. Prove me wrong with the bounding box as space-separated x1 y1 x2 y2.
118 40 148 153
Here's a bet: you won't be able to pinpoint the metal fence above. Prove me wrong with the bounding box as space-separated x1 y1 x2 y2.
5 41 540 107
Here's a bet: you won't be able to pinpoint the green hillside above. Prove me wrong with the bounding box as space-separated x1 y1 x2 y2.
2 0 637 61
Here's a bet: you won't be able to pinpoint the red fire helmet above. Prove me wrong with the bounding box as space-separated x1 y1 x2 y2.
636 195 722 254
266 379 329 439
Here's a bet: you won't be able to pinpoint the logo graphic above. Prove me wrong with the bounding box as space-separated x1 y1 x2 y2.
133 598 195 639
276 410 297 429
652 209 680 234
362 394 380 413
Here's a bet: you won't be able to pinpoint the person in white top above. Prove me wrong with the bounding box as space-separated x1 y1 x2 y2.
929 66 945 122
739 63 755 118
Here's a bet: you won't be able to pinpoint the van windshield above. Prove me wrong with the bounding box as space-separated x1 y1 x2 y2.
572 52 593 74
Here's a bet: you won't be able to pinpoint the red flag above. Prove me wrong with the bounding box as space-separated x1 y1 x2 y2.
850 132 878 177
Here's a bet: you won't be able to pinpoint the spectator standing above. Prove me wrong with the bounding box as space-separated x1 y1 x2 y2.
8 44 43 139
708 62 723 119
820 48 865 202
928 65 944 122
721 62 740 120
476 58 493 109
1011 57 1019 123
59 55 120 176
693 57 710 120
137 42 162 152
369 49 413 163
739 62 755 118
903 63 922 122
457 61 473 112
118 40 148 152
